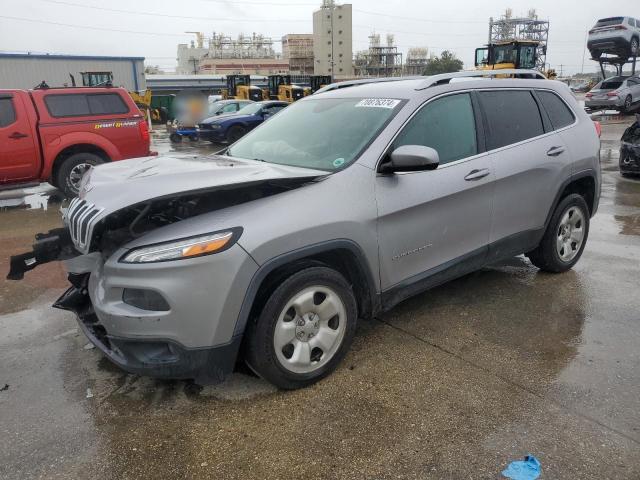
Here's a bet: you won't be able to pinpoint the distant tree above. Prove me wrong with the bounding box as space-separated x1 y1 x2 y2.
422 51 464 75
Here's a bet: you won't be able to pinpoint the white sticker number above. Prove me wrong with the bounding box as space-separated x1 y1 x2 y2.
355 98 401 109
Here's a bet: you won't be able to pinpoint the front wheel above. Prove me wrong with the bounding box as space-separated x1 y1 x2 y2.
245 266 357 389
169 133 182 143
226 125 246 143
527 194 590 273
55 152 104 197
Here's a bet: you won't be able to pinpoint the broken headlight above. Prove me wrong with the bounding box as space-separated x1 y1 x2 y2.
120 229 240 263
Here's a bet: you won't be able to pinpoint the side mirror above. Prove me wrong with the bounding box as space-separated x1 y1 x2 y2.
380 145 440 173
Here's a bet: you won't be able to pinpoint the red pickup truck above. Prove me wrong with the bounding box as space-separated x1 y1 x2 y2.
0 86 153 197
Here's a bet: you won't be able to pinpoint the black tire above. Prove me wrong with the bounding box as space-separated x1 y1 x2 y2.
244 266 358 390
630 37 639 56
623 95 633 114
188 134 199 142
55 152 104 198
226 125 246 143
589 49 601 60
526 194 590 273
169 133 182 143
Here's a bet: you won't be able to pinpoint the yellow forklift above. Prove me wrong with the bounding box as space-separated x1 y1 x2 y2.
221 74 263 101
474 40 556 79
267 75 304 102
304 75 333 96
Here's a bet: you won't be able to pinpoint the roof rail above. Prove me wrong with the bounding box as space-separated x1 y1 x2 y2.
416 69 546 90
314 76 424 95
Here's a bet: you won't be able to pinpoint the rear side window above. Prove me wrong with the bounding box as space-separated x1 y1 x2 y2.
537 91 575 130
601 80 623 89
393 93 477 165
45 93 129 117
479 90 544 150
0 97 16 127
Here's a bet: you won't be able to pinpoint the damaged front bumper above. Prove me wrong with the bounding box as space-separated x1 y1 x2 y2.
620 142 640 174
8 230 257 385
55 275 241 385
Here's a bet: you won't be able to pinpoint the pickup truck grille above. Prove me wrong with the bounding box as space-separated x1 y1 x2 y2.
64 198 104 253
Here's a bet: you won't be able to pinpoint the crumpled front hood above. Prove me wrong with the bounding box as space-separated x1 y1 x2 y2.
79 153 327 215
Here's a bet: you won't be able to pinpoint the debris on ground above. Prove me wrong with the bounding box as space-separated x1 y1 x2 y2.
0 384 9 392
83 343 95 350
502 455 541 480
86 388 94 399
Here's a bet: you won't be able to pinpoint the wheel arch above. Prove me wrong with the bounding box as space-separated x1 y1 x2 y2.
50 144 110 186
546 171 597 227
233 240 380 338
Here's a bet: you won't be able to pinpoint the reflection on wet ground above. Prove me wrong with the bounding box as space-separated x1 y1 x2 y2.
1 122 640 479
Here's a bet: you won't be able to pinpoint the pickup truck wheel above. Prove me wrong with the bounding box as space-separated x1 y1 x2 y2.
245 266 357 390
526 194 590 273
56 152 104 197
226 125 246 143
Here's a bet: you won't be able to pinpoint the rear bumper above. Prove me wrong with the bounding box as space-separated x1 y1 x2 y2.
587 36 631 53
585 97 623 109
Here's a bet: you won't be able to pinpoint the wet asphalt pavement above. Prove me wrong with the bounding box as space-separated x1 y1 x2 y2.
1 120 640 479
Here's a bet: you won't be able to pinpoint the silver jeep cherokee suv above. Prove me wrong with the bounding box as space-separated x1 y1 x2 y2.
9 71 601 390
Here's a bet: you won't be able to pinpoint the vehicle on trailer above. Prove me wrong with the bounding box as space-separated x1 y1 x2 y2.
584 76 640 113
267 75 305 102
8 70 601 390
222 74 263 101
588 16 640 60
197 100 287 143
620 114 640 176
0 86 153 197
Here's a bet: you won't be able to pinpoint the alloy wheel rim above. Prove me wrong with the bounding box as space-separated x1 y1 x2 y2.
273 285 347 374
68 163 92 192
556 206 585 262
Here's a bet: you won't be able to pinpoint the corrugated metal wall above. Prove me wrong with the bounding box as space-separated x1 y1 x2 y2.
0 57 146 91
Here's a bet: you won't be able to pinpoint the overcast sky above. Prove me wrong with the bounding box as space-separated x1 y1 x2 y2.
1 0 638 75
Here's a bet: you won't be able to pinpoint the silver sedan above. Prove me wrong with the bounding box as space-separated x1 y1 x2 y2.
585 76 640 113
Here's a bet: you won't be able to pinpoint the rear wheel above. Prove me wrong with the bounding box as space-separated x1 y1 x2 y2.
623 95 633 114
589 49 601 60
527 194 590 273
226 125 246 143
245 266 357 389
55 152 104 197
630 37 639 56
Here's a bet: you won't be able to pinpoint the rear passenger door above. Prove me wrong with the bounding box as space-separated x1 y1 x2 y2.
479 89 572 260
376 92 493 291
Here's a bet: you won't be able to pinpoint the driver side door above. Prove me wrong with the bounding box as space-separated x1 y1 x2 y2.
375 92 494 300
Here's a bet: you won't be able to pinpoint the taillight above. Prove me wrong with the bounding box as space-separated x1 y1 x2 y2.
585 92 593 97
606 92 619 97
593 121 601 138
138 119 150 142
614 25 627 30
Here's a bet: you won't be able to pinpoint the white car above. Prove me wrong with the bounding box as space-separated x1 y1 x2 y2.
588 16 640 59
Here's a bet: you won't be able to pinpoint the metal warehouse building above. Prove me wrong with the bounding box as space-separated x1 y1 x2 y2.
0 53 146 91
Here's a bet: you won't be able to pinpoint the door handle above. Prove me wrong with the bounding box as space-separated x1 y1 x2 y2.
464 168 490 181
546 146 565 156
9 132 28 139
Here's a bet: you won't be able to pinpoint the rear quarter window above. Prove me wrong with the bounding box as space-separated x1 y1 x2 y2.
478 90 545 150
537 91 575 130
44 93 129 117
0 97 16 127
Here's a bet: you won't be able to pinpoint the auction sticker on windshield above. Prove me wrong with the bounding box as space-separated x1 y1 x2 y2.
355 98 401 108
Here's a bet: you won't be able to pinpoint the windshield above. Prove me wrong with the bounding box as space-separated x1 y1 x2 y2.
519 45 536 69
227 97 402 171
237 103 262 115
494 45 517 64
